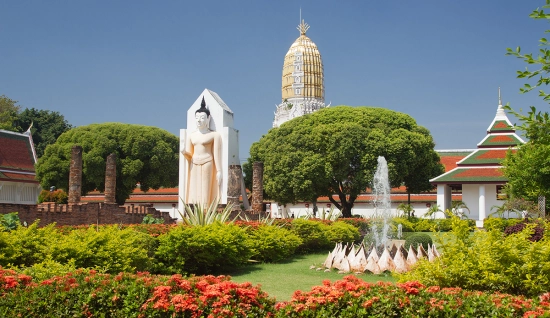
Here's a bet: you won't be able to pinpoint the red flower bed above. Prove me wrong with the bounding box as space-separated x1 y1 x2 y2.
274 276 550 317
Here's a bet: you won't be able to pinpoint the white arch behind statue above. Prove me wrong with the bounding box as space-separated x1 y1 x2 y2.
178 89 249 214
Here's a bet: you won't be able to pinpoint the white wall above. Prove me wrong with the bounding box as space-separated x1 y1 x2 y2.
463 184 504 221
0 182 41 204
270 201 445 219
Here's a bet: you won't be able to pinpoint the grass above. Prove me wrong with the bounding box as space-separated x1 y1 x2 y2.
224 252 396 301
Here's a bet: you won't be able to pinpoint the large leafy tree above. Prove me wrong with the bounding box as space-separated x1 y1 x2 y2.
248 106 444 218
36 123 179 204
503 1 550 203
0 95 21 131
14 108 73 157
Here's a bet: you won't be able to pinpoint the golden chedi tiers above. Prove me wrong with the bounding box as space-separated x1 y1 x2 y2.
273 19 326 128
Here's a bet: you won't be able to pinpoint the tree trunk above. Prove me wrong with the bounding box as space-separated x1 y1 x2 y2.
330 193 356 218
312 199 318 218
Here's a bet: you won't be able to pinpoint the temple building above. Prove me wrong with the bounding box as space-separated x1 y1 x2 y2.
273 19 326 128
0 129 41 205
430 89 525 226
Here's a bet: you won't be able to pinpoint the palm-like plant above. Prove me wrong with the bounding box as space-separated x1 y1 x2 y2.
179 199 238 226
424 204 443 220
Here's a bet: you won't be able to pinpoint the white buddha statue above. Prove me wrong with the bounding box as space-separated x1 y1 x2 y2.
182 97 222 206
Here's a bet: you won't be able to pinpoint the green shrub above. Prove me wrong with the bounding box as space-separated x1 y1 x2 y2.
0 222 60 268
0 223 156 273
339 218 370 233
17 259 78 281
434 218 453 231
412 219 435 232
326 221 361 244
484 217 522 232
141 214 164 224
155 223 252 275
391 217 415 232
0 212 20 231
404 233 433 251
38 189 68 204
398 217 550 297
289 219 332 253
248 225 302 262
50 226 156 273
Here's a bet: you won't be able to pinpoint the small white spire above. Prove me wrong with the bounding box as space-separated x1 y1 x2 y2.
495 87 507 120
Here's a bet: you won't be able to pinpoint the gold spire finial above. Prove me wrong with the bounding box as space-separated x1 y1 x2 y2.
297 19 310 35
498 87 502 105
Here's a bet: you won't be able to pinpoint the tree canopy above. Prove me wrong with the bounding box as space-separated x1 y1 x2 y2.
0 95 73 157
36 123 179 204
14 108 73 157
0 95 21 131
503 1 550 204
248 106 444 217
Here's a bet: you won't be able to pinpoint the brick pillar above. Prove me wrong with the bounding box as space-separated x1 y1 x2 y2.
252 162 264 213
104 153 116 204
227 165 242 210
68 145 82 204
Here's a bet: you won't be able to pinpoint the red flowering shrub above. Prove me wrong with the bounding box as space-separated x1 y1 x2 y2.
274 276 550 317
0 269 276 317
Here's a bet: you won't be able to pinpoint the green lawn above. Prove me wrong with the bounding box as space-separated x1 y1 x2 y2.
224 252 396 301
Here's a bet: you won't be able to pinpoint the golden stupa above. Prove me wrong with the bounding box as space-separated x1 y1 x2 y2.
273 19 326 128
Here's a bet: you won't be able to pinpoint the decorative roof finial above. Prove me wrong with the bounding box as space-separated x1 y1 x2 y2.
498 87 502 106
297 9 310 35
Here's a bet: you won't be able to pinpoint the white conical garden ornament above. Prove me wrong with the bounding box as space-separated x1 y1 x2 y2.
364 247 381 274
393 247 409 273
406 245 419 267
377 247 396 272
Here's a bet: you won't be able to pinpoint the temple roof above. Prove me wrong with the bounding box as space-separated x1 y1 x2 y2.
477 133 523 148
0 129 39 183
431 89 525 185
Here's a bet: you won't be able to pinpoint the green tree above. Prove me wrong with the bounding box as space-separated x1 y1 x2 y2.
503 1 550 204
36 123 179 204
0 95 21 131
14 108 73 158
248 106 443 218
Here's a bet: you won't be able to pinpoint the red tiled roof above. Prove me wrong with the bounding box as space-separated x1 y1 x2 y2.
0 172 39 183
489 120 513 131
0 131 35 172
478 134 523 147
431 167 506 183
458 149 515 165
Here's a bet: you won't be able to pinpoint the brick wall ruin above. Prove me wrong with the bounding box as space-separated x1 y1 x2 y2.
0 202 174 227
0 145 175 226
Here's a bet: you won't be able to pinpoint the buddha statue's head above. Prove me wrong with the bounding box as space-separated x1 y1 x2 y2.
195 96 211 129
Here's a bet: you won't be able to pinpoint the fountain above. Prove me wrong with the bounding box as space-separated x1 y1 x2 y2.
371 156 392 248
320 156 440 273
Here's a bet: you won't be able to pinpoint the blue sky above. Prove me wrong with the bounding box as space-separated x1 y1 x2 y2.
1 1 548 162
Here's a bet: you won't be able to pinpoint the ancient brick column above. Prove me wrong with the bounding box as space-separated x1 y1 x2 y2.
252 162 264 213
104 153 116 204
227 165 243 210
68 145 82 204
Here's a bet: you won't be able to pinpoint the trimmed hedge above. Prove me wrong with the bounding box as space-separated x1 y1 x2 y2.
155 222 252 275
404 233 433 251
248 225 302 263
